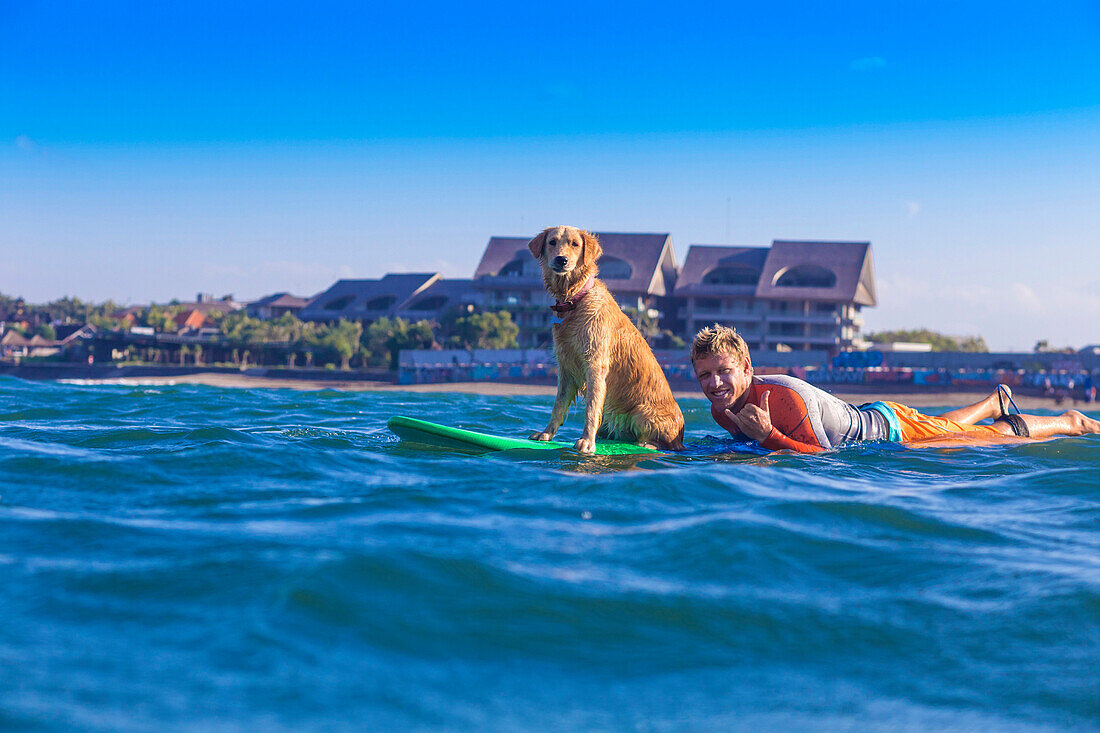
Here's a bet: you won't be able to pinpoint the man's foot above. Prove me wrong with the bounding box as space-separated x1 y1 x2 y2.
996 384 1019 419
1068 410 1100 435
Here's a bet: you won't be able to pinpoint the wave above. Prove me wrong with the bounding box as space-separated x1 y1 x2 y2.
1 380 1098 730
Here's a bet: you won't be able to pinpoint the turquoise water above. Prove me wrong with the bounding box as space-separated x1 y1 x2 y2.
2 377 1099 731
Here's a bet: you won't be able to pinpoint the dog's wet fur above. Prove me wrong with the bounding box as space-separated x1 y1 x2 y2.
527 225 685 454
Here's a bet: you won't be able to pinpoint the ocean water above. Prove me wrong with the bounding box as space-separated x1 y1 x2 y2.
1 376 1099 732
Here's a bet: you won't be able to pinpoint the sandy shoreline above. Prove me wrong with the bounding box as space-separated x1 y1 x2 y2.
60 372 1092 411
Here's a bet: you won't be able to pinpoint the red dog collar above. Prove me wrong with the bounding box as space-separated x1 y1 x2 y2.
550 276 595 314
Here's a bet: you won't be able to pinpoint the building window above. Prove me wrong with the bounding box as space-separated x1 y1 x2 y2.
774 264 836 288
768 322 801 336
499 257 542 278
365 295 396 310
726 298 750 312
323 295 355 311
814 302 837 314
600 256 633 279
702 265 760 285
696 297 721 310
408 296 447 310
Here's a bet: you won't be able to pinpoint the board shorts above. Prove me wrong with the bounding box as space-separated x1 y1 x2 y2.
876 401 1012 443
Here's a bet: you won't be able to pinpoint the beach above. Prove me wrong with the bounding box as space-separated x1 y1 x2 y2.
59 371 1084 411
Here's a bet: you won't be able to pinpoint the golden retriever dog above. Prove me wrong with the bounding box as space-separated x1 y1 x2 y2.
527 225 685 453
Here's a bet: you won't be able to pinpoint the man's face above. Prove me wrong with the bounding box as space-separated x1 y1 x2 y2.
693 353 752 411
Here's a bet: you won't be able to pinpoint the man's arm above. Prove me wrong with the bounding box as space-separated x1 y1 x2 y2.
757 427 826 454
726 389 827 454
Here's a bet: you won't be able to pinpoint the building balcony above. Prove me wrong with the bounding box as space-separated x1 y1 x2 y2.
766 334 840 346
766 313 841 325
686 309 765 321
474 276 544 289
689 321 764 338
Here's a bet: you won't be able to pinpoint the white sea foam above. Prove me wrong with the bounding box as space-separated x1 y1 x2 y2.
58 378 178 387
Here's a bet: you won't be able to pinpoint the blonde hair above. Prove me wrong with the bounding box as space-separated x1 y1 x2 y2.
690 324 751 368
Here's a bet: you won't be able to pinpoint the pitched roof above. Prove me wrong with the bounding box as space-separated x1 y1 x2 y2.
248 292 311 309
673 245 770 296
56 324 97 345
168 299 241 315
755 240 876 305
474 232 678 296
299 273 440 320
474 237 531 279
54 323 89 341
173 309 206 328
114 300 242 318
401 278 476 313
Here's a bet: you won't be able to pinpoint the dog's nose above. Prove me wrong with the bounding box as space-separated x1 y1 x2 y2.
552 256 568 269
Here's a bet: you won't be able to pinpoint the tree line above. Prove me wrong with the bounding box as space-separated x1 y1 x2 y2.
1 292 520 370
865 329 989 352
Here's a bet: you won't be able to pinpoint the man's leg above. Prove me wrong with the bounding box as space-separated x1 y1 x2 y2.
935 385 1100 438
938 388 1005 425
1002 410 1100 439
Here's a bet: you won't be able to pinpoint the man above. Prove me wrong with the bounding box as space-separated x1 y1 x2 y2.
691 325 1100 453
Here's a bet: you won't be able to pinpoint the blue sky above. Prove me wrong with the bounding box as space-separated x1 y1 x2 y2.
2 1 1099 350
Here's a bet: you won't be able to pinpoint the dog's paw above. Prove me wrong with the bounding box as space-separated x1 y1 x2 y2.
529 431 554 442
574 437 597 454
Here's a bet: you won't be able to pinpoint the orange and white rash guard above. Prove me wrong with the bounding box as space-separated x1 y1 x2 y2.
711 375 891 453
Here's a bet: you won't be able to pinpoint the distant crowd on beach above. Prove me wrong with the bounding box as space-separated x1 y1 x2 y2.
397 349 1098 405
806 367 1096 405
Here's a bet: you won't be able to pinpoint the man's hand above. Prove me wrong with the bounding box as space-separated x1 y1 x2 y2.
725 390 773 442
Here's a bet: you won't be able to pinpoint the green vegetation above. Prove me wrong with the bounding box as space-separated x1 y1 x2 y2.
866 329 989 352
1032 340 1076 353
1 290 551 368
441 310 520 350
365 317 437 369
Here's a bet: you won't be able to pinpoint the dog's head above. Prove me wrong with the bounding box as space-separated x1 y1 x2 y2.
527 226 602 279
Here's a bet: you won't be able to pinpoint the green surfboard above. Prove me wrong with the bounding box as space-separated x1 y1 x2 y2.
386 416 660 456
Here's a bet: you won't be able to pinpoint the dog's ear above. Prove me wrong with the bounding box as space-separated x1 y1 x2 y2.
527 230 548 260
580 230 602 269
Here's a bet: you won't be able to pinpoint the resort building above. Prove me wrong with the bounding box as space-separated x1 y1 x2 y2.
298 273 477 325
184 294 244 314
295 234 875 353
246 293 312 320
173 309 208 332
0 331 53 359
674 240 876 352
472 233 679 348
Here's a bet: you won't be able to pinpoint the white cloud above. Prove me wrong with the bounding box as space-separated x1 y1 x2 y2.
14 134 38 151
905 201 921 218
1008 282 1042 313
869 273 1100 350
850 57 887 71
